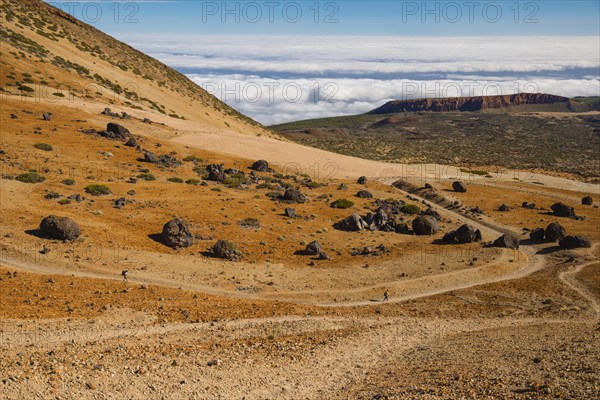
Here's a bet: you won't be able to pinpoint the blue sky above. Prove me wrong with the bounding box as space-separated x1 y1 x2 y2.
43 1 600 124
47 1 600 36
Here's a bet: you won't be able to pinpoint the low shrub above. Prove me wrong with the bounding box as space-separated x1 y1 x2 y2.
61 179 75 185
16 171 45 183
33 143 53 151
330 198 354 209
238 217 261 229
85 184 111 195
401 204 421 214
185 179 200 185
167 177 184 183
137 173 156 181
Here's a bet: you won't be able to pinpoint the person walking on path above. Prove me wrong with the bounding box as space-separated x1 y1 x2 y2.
383 289 389 302
121 269 129 282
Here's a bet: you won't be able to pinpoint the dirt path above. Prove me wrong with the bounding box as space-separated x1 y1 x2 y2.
558 259 600 320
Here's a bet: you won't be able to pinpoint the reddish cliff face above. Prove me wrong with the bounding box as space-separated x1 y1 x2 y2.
370 93 570 114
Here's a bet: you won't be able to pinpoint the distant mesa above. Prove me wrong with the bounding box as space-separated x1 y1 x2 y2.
369 93 570 114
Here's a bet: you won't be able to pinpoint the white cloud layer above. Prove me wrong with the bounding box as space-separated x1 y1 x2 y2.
120 34 600 124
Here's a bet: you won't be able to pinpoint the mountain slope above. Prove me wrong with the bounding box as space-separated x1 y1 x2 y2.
0 0 275 137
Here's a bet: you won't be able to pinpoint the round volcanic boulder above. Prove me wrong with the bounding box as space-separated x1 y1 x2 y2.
522 202 536 209
161 218 193 248
280 188 307 203
357 176 367 185
305 240 323 255
581 196 593 206
454 224 482 243
124 137 138 147
356 190 373 199
545 222 566 242
550 202 575 218
498 204 511 212
529 228 546 241
559 235 591 249
250 160 270 172
144 151 158 164
106 123 130 139
493 233 520 250
284 208 297 218
412 215 439 235
452 181 467 193
39 215 81 240
212 239 242 261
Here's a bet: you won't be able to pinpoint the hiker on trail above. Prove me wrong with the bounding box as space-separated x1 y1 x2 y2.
122 269 128 282
383 289 389 302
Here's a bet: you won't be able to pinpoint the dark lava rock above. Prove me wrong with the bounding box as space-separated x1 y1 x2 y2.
250 160 271 172
206 164 225 182
529 228 545 241
581 196 593 206
550 202 576 218
412 215 439 235
142 118 152 124
452 181 467 193
212 240 242 261
42 113 52 121
114 197 127 209
161 218 193 248
334 213 369 231
39 215 81 241
357 176 367 185
522 202 536 209
559 235 591 249
545 222 566 242
106 123 130 139
280 188 307 203
124 137 138 147
454 224 482 243
498 204 511 212
493 233 520 249
284 208 297 218
101 108 119 117
157 154 182 168
144 151 158 164
305 240 323 256
355 190 373 199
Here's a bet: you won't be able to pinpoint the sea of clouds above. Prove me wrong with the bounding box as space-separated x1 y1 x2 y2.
121 34 600 125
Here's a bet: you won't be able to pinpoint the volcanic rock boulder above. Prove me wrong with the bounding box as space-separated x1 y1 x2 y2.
424 207 442 221
144 151 158 164
452 181 467 193
498 204 511 212
529 228 546 241
284 208 297 218
455 224 482 243
550 202 575 218
39 215 81 240
212 240 242 261
161 218 193 248
522 202 536 209
493 233 520 250
125 137 138 147
334 213 369 231
42 113 52 121
305 240 323 256
545 222 566 242
559 236 591 249
356 190 373 199
581 196 593 206
357 176 367 185
206 164 225 182
280 188 307 203
106 123 130 139
250 160 271 172
412 215 439 235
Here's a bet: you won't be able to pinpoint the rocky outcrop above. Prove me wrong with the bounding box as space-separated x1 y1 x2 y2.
370 93 570 114
545 222 566 242
39 215 81 240
334 213 369 231
250 160 271 172
279 188 307 204
443 224 482 243
452 181 467 193
212 240 242 261
559 236 591 249
550 202 576 218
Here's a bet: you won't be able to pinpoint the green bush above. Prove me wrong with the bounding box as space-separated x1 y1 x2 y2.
330 199 354 209
401 204 421 214
306 181 321 189
223 173 246 188
16 171 45 183
53 92 65 97
33 143 53 151
137 173 156 181
185 179 200 185
85 184 111 195
256 182 274 190
62 179 75 185
266 191 282 198
211 187 222 192
183 155 203 162
273 173 286 179
18 85 34 92
58 199 71 205
167 177 183 183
